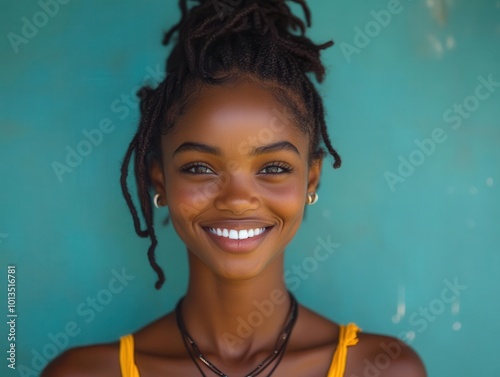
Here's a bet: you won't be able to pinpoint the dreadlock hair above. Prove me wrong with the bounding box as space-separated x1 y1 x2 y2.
120 0 342 290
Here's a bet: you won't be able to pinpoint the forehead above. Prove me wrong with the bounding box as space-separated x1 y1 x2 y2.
163 81 307 155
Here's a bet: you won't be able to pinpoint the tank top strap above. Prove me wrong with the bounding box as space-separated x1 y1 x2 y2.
119 334 140 377
326 323 361 377
118 325 358 377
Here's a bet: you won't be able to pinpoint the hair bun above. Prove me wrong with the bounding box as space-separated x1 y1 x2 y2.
163 0 332 82
163 0 312 45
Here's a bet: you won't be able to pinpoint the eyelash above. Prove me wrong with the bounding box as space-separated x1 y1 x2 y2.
180 162 215 175
259 161 293 175
180 162 293 175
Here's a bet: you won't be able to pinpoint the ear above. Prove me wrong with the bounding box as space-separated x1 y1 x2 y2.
306 157 323 194
149 157 166 205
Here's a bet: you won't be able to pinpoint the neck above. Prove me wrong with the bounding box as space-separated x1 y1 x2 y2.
179 252 292 361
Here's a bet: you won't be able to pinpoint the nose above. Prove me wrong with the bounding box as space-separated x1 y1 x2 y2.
213 172 260 214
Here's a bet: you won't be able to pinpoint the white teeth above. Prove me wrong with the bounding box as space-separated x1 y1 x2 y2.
229 230 238 239
208 227 267 240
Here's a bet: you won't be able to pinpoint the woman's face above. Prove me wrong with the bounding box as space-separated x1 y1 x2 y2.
151 80 322 280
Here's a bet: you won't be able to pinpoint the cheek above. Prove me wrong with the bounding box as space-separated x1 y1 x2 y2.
264 178 307 228
165 168 308 228
166 180 215 224
164 185 206 252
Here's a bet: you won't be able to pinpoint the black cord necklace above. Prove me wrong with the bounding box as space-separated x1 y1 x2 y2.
175 292 298 377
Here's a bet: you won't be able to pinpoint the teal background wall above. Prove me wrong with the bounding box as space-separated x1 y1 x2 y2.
1 1 499 376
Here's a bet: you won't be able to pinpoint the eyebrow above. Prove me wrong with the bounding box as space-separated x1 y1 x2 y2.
172 140 300 157
173 142 222 157
249 140 300 157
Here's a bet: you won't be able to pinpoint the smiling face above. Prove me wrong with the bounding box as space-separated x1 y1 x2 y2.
150 79 322 280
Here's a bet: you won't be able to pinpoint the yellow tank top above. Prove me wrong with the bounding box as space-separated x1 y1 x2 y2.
119 323 360 377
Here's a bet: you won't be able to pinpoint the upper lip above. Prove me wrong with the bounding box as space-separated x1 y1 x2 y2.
200 218 275 230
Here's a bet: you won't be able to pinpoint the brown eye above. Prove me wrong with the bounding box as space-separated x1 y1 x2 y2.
259 162 293 175
181 163 216 175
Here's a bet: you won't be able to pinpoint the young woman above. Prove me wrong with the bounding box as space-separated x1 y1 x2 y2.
43 1 426 376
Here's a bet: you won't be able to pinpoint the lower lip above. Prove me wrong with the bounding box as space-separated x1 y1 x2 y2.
202 227 273 253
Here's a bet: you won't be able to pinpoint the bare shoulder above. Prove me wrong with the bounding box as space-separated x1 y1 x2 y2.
41 313 174 377
346 331 427 377
41 342 121 377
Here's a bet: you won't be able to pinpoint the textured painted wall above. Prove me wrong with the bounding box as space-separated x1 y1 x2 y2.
1 1 499 376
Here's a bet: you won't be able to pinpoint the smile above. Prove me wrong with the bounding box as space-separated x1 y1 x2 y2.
207 227 267 240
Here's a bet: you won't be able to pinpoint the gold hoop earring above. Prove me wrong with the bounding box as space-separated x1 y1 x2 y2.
307 192 318 205
153 194 162 208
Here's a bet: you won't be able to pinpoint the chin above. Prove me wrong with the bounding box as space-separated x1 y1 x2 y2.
193 252 279 282
217 268 265 281
216 258 271 281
